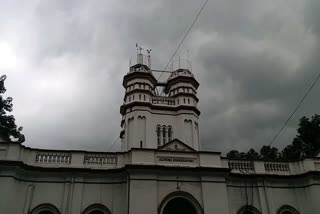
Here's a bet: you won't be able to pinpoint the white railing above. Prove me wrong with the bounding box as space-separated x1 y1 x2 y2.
35 152 71 164
152 97 176 106
315 162 320 170
83 154 117 165
228 160 255 172
264 162 290 172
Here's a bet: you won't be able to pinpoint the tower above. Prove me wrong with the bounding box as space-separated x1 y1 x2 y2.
120 46 200 151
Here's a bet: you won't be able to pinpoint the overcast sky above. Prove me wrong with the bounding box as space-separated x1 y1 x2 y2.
0 0 319 153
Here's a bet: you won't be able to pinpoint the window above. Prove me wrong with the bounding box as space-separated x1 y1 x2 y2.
168 126 172 141
184 98 186 103
188 98 190 104
144 95 146 101
140 140 143 148
139 94 141 100
163 126 166 144
129 96 131 102
133 95 135 101
177 99 179 104
157 126 161 147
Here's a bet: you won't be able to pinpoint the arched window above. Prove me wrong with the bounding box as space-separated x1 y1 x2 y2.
163 126 166 144
29 203 60 214
168 126 173 142
277 205 299 214
157 126 161 147
237 205 261 214
82 204 111 214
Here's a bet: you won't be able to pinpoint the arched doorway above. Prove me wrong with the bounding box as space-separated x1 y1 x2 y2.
82 203 111 214
237 205 261 214
159 191 203 214
163 197 196 214
29 203 60 214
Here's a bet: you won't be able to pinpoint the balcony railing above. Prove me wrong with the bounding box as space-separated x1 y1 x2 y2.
35 152 71 164
84 154 117 165
151 97 176 106
228 160 255 173
264 162 289 173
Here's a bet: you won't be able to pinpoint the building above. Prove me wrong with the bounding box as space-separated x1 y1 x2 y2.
0 50 320 214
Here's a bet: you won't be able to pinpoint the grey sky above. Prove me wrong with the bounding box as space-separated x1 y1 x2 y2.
0 0 319 153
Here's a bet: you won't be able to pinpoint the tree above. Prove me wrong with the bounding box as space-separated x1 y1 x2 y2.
260 145 279 160
281 114 320 160
245 148 260 160
0 75 24 143
226 150 247 159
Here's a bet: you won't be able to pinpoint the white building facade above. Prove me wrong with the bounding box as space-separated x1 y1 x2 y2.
0 52 319 214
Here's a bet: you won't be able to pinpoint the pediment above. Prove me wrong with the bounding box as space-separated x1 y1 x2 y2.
157 139 196 152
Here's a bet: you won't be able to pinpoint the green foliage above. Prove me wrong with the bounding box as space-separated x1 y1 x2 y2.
281 115 320 160
226 114 320 161
245 148 260 160
0 75 25 143
260 145 279 160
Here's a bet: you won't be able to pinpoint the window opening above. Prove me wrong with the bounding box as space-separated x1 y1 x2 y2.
163 127 166 144
168 127 172 141
157 126 161 147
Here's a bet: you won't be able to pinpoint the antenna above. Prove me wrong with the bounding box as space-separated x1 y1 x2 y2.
136 43 143 54
136 43 144 64
146 49 152 68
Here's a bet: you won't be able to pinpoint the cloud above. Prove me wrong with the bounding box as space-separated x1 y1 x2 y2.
0 0 319 153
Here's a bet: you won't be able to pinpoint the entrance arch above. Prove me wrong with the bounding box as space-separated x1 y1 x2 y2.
159 191 203 214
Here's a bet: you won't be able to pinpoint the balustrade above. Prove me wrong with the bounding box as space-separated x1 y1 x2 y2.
264 162 289 172
228 160 255 172
35 152 71 164
84 154 117 165
151 97 176 106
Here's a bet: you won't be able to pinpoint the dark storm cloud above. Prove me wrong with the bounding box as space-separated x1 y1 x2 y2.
0 0 319 153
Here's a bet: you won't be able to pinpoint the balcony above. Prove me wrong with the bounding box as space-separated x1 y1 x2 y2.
151 96 176 106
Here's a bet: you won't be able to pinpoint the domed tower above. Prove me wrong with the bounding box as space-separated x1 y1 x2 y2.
164 69 200 149
120 46 200 151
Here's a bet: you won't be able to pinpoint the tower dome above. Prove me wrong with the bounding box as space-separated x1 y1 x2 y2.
120 47 200 152
168 68 194 80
